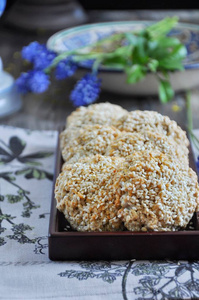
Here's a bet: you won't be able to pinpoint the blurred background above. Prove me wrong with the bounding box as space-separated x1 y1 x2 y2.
0 0 199 130
2 0 199 32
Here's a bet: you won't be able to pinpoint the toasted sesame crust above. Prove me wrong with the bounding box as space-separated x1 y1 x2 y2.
113 110 189 154
106 130 189 166
66 102 127 129
115 151 199 232
60 124 121 164
55 155 125 231
55 104 199 232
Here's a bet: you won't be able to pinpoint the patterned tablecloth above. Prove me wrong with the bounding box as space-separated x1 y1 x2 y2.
0 125 199 300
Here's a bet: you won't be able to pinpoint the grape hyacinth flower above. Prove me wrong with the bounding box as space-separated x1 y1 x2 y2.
22 42 45 63
70 73 101 107
55 57 77 80
22 41 56 70
33 49 56 70
16 70 50 94
28 70 50 93
15 72 31 94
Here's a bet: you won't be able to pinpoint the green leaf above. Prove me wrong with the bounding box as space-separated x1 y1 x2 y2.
113 45 133 57
158 79 174 103
159 59 184 71
44 16 186 105
126 65 146 84
146 16 179 39
147 40 158 53
24 161 42 166
101 45 132 69
155 36 181 48
20 151 53 159
158 44 187 70
33 169 40 179
0 195 4 201
6 194 23 203
147 59 159 72
15 169 30 176
149 47 171 61
39 171 46 179
131 36 149 65
124 32 138 46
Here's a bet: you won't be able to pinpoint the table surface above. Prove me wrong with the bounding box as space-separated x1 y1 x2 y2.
0 9 199 131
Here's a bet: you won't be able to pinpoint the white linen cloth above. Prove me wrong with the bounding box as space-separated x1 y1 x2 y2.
0 125 199 300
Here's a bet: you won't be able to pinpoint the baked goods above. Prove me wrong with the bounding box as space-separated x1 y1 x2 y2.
106 130 189 166
55 102 199 232
113 110 189 155
55 155 125 231
115 151 198 232
66 102 127 128
60 124 121 164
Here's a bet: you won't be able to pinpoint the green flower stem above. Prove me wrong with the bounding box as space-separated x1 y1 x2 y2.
44 50 75 73
92 58 102 74
44 32 126 74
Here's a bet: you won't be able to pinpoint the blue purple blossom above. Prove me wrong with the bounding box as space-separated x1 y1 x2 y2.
15 72 31 94
21 42 45 63
33 49 56 70
18 41 103 106
28 70 50 93
16 70 50 94
55 57 77 80
70 73 101 107
79 59 95 68
21 41 56 70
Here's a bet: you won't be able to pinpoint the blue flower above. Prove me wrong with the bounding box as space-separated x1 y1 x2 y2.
28 70 50 93
21 42 45 63
55 57 77 80
79 59 95 68
33 49 56 70
16 70 50 94
15 73 31 94
21 41 56 70
70 73 101 107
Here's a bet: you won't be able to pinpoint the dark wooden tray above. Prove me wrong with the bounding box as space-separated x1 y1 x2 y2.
48 134 199 261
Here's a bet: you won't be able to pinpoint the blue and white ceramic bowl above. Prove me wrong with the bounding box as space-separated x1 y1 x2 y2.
47 21 199 95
